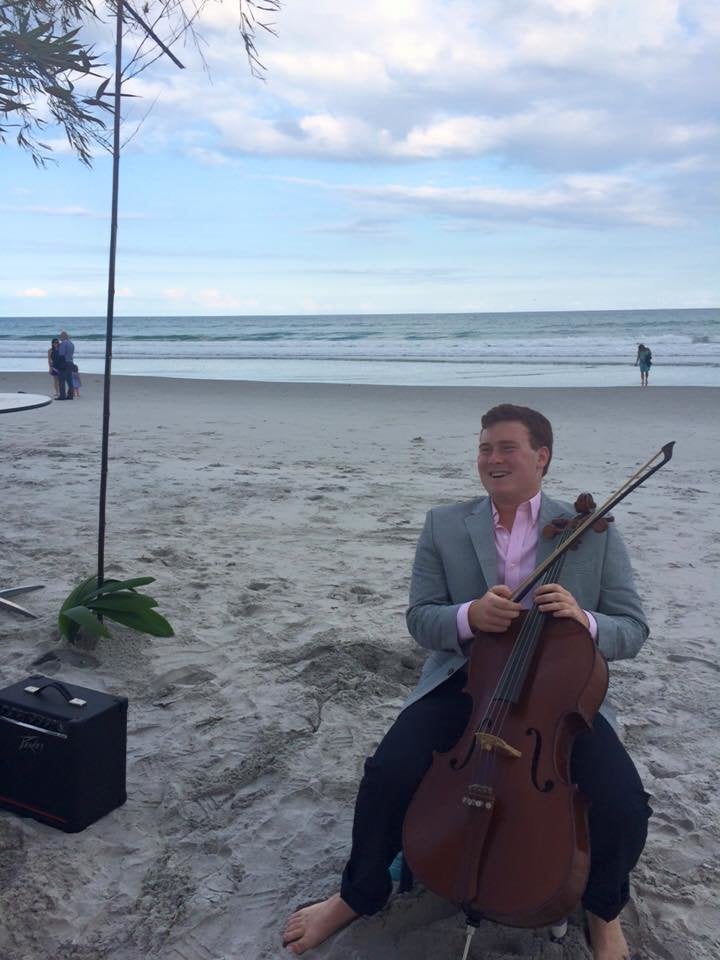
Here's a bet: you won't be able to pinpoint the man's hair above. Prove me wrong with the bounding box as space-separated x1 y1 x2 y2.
480 404 553 475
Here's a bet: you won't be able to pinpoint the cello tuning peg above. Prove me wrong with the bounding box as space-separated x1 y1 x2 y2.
574 492 597 514
543 518 568 539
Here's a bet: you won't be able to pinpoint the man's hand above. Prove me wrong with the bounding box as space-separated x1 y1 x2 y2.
533 582 589 628
469 585 522 634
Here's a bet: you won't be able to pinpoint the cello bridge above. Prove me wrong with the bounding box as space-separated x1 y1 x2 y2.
462 783 495 811
475 732 522 759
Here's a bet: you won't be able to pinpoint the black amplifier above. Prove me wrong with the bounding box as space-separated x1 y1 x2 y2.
0 674 127 833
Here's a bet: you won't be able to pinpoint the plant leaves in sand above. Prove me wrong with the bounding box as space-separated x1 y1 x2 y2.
59 575 174 644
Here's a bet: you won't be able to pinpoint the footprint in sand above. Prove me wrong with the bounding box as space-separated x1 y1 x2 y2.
666 653 720 672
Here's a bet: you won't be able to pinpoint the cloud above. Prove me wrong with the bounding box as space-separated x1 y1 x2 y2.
5 204 97 217
16 288 48 298
306 217 398 236
162 287 248 309
197 288 244 309
184 146 233 166
111 0 718 247
275 165 693 229
339 171 683 228
17 0 720 238
163 288 187 301
1 204 147 220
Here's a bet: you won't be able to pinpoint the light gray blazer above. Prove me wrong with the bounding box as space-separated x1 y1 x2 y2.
404 493 649 722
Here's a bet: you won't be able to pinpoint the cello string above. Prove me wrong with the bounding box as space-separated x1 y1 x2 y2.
475 567 561 789
470 535 571 784
472 565 560 788
480 530 571 733
485 540 569 738
483 544 573 788
485 548 567 742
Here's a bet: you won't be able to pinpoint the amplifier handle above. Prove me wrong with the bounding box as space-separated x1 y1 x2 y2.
24 681 87 708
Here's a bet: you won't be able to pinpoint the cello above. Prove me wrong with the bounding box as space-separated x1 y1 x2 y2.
402 442 674 952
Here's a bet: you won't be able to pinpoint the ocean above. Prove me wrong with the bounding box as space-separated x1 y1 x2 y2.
1 309 718 387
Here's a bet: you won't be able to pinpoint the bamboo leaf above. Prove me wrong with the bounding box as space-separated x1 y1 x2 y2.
94 76 110 100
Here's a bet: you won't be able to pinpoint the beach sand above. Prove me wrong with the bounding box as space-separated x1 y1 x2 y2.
1 371 718 960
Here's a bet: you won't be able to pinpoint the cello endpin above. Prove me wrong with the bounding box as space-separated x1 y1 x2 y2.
459 923 477 960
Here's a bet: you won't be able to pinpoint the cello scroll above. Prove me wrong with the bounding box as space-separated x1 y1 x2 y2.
543 492 614 545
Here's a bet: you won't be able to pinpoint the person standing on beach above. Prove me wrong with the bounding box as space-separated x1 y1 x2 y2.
283 404 651 960
57 331 75 400
71 364 82 398
635 344 652 387
47 337 61 398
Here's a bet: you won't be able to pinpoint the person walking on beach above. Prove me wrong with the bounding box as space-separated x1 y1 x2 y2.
47 337 61 398
56 331 75 400
283 403 651 960
635 344 652 387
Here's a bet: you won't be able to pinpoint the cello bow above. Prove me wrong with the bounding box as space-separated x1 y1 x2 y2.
513 440 675 604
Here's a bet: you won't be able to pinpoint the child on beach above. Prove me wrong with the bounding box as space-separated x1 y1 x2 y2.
71 364 82 397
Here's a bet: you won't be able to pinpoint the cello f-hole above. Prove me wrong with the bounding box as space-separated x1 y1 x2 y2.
450 713 494 771
527 727 554 793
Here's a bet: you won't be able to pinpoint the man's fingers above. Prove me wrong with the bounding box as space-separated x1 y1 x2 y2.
489 584 513 599
470 590 523 634
490 603 520 618
489 595 521 613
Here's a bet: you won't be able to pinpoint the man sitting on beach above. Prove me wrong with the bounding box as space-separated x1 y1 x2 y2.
283 403 651 960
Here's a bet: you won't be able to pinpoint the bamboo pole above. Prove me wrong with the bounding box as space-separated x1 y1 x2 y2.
97 0 124 588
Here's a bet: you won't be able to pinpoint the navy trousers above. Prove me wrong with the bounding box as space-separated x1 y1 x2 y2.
58 364 73 399
340 669 651 922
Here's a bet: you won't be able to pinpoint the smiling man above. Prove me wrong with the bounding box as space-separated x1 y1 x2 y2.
284 404 650 960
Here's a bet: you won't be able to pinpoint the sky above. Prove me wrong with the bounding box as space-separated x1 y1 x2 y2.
1 0 719 317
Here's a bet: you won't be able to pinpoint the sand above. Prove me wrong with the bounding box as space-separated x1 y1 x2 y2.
0 370 718 960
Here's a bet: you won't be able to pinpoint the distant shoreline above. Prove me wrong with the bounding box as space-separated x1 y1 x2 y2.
2 370 719 399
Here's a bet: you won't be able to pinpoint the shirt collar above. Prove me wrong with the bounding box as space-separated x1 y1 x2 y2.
491 489 542 530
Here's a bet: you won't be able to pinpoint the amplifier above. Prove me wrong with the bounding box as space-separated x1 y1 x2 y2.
0 674 127 833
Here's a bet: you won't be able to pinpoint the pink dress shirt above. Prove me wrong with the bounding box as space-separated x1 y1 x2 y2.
456 492 598 641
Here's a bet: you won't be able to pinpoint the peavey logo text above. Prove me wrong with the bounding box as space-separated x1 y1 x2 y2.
19 736 44 753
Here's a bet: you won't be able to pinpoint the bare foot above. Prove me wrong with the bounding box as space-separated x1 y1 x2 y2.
586 912 634 960
282 894 359 955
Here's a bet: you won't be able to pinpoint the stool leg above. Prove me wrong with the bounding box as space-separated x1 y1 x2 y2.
0 596 38 618
0 584 44 619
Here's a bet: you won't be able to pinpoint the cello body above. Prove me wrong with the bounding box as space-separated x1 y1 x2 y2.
402 611 608 927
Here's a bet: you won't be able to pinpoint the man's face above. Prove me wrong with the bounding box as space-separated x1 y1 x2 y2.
477 420 549 506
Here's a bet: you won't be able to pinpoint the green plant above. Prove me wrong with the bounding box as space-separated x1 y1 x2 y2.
59 575 174 644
